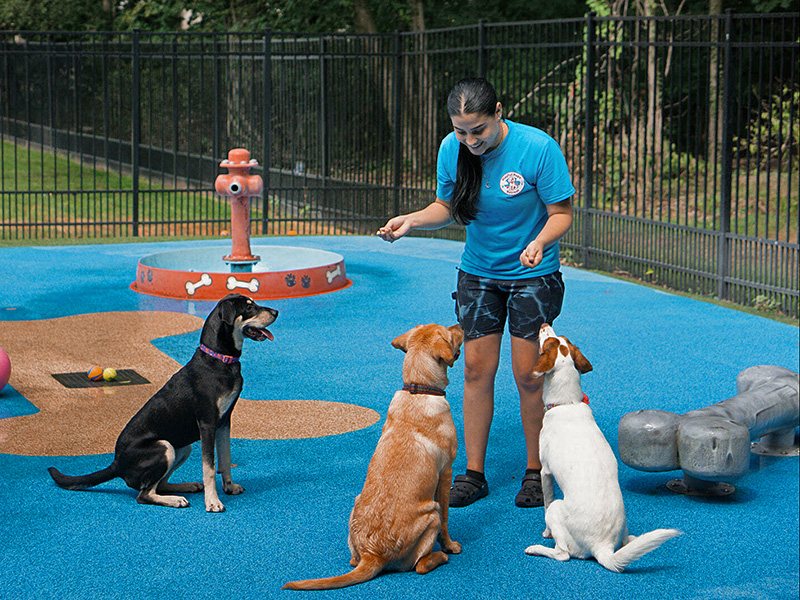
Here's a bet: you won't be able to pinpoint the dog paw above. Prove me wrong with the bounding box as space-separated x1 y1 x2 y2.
223 483 244 495
443 540 462 554
206 499 226 513
157 495 190 508
136 491 190 508
542 528 552 539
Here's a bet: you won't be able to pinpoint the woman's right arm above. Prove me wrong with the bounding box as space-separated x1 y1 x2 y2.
376 199 453 242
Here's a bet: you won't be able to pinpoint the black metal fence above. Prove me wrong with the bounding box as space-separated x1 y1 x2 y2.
1 13 798 317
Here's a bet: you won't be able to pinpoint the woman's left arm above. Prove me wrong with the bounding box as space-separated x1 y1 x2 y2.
519 199 573 269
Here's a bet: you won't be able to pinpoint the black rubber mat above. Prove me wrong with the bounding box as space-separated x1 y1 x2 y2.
51 369 150 389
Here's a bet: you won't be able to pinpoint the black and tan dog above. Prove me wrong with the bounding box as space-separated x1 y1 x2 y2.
47 293 278 512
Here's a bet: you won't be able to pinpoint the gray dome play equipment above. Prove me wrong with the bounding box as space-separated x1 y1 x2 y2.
618 365 799 496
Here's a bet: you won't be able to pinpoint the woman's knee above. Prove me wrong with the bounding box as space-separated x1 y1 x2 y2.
510 336 543 393
463 358 498 385
463 336 501 384
513 367 543 394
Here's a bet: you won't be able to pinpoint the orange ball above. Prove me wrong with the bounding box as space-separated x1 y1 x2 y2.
87 366 103 381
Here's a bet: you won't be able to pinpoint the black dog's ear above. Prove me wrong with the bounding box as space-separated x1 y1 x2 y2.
217 296 241 326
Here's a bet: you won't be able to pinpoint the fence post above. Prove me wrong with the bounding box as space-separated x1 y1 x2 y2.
319 36 328 214
262 29 272 235
717 10 734 301
582 13 596 269
131 29 141 237
478 19 487 78
171 37 179 189
213 36 221 184
392 30 402 218
47 34 55 205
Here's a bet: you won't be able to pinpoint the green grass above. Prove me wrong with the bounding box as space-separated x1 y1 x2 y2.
2 139 115 192
1 140 236 230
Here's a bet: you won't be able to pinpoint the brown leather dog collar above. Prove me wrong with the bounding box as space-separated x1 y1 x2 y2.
402 383 446 397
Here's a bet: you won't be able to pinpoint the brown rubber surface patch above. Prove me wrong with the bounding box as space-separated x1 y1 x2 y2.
0 312 379 456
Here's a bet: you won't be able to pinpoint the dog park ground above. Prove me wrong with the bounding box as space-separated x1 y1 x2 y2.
0 235 797 600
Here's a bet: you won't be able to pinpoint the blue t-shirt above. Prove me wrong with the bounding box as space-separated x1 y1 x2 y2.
436 120 575 279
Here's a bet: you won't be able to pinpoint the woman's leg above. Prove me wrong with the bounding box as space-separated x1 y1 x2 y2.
462 333 502 473
510 335 544 471
449 332 501 507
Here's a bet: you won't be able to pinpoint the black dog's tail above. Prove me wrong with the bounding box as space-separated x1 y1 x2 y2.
47 462 119 491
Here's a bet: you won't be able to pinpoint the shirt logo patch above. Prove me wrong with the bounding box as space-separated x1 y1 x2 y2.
499 172 525 196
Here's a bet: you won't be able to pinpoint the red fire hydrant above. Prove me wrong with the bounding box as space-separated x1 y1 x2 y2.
215 148 263 268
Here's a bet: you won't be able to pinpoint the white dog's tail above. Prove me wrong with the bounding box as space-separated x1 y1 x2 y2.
595 529 682 573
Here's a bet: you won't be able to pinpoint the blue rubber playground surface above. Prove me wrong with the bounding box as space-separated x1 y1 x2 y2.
0 236 798 600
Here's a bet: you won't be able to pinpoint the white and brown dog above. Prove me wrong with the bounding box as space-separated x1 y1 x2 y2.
525 324 681 572
283 323 464 590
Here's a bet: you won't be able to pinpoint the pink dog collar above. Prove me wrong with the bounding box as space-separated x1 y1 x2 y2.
545 393 589 412
199 344 239 364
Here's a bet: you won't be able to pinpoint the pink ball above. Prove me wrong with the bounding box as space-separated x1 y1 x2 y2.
0 347 10 391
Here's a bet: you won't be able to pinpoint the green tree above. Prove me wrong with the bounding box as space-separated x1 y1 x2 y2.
2 0 793 33
0 0 114 30
114 0 187 31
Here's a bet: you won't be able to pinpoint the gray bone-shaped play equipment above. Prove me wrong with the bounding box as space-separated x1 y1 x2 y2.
618 365 799 496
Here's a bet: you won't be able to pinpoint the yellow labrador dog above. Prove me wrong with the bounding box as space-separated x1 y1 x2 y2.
525 324 681 572
283 324 464 590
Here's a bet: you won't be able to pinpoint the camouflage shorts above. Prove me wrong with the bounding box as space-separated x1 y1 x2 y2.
453 269 564 341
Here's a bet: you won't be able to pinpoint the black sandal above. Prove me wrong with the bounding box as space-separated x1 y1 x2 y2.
449 473 489 507
515 471 543 508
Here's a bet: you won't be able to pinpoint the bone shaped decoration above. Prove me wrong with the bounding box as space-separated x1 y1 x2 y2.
226 276 259 292
185 273 212 296
618 365 799 496
326 264 341 284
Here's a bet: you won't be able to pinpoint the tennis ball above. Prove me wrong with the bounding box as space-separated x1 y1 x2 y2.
102 368 117 381
87 366 103 381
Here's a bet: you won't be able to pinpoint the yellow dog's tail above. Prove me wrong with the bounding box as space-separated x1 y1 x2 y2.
282 555 386 591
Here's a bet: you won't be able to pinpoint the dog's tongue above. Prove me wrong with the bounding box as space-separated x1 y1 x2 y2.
245 326 274 341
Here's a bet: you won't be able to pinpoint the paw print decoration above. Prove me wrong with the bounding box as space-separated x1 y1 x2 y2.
285 273 296 287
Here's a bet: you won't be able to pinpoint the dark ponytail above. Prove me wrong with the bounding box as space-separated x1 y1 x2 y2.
446 78 499 226
452 146 481 225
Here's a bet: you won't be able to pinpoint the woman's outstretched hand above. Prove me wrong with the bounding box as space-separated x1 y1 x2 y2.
377 200 454 242
376 215 411 242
